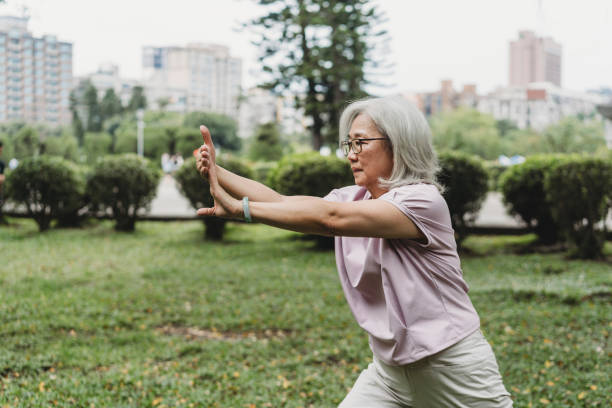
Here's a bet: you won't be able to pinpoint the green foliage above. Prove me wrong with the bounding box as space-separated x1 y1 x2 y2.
499 155 568 244
100 88 123 118
503 117 607 156
430 108 504 160
175 156 254 240
544 157 612 259
4 156 86 231
182 112 241 151
113 128 137 155
249 122 284 161
44 131 80 162
127 86 147 112
83 132 112 162
268 152 353 197
175 127 203 159
83 81 102 132
540 117 606 154
12 125 40 159
246 0 387 149
252 161 278 185
484 161 507 191
86 154 160 231
437 152 489 245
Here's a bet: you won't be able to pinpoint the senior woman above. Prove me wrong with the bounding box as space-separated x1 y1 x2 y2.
195 96 512 407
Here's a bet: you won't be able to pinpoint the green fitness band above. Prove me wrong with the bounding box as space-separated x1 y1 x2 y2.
242 197 252 223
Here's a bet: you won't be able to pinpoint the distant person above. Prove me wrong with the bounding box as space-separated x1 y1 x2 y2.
196 96 513 407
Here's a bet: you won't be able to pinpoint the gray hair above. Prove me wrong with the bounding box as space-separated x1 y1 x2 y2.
339 96 442 191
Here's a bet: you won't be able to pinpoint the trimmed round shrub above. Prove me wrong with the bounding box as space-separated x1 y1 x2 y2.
499 155 568 244
5 156 86 231
175 155 254 240
544 156 612 259
267 152 353 196
437 151 489 246
268 152 353 248
87 154 160 231
55 162 90 227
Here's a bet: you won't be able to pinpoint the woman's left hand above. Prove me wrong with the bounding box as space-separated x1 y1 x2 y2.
196 158 244 220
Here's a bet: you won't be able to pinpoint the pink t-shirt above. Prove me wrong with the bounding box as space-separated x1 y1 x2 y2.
324 184 480 365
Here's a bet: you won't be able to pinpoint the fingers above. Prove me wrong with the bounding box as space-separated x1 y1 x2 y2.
197 207 215 216
200 125 213 147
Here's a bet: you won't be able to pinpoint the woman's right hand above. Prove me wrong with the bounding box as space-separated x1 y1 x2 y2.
196 125 216 180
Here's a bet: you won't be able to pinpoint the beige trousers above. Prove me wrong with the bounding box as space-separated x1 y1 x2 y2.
339 330 513 408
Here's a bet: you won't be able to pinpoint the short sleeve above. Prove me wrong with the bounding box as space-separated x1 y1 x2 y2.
323 188 340 202
379 185 454 249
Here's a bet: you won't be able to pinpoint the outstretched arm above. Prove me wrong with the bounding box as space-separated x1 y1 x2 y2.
197 166 424 240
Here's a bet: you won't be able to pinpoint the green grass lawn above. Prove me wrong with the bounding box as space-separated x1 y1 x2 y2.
1 219 610 407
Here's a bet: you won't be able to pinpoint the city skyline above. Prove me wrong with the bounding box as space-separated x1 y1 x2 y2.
0 0 610 95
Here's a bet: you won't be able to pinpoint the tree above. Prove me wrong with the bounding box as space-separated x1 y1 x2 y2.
100 88 123 119
13 126 40 159
540 117 605 154
127 86 147 112
83 82 102 132
430 108 504 160
246 0 388 150
182 111 241 151
249 122 284 161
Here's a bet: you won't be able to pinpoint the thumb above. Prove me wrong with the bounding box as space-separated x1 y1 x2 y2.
200 125 214 147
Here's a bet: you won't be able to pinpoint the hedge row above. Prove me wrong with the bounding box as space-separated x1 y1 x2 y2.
5 151 609 259
500 155 612 258
4 154 160 231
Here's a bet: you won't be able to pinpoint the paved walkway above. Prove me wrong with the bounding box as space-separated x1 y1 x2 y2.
147 175 529 229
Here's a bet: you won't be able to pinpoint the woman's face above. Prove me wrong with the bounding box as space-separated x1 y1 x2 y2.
347 114 394 198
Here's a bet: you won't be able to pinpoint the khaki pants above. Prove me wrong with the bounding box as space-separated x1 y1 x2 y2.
339 330 512 408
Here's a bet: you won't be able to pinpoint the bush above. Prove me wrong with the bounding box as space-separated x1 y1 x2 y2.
544 157 612 259
252 161 277 185
55 163 90 227
175 156 254 240
499 155 567 244
268 152 353 248
86 154 160 231
437 152 489 246
267 152 353 197
5 156 86 231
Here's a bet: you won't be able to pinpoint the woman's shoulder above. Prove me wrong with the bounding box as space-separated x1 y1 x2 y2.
385 183 444 202
324 185 368 202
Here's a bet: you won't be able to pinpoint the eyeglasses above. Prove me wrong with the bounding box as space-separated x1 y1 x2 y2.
340 138 388 156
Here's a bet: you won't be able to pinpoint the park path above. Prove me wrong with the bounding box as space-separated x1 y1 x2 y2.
148 175 528 229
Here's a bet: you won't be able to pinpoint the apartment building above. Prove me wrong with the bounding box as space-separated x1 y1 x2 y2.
0 15 72 125
142 43 241 117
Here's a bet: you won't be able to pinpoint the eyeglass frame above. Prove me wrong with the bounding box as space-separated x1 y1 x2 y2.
340 138 388 156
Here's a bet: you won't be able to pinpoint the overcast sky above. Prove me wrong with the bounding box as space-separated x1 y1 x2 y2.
2 0 610 94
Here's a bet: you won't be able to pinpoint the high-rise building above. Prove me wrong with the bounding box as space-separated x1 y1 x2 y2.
142 43 241 117
0 15 72 124
509 30 562 87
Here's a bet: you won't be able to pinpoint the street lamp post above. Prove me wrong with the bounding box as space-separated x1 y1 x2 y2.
137 108 145 157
